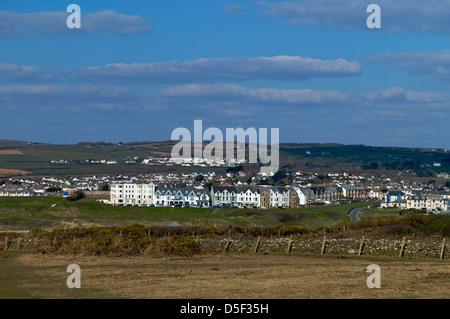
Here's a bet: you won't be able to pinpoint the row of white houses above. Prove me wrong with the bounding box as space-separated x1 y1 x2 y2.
381 190 450 212
110 182 210 207
109 182 370 208
0 190 34 197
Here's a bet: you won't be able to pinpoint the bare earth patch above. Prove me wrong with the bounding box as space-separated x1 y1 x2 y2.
0 150 24 155
12 252 450 299
0 168 31 177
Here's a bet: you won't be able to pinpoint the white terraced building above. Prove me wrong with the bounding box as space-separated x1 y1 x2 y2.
110 182 156 206
406 195 450 213
110 182 210 207
154 187 210 207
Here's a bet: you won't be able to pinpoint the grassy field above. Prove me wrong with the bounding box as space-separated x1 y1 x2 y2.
0 196 373 231
0 193 447 300
0 140 203 176
0 251 448 299
1 139 449 177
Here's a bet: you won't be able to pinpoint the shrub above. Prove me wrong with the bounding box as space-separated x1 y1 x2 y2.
67 190 86 201
202 225 222 235
442 225 450 237
282 225 308 236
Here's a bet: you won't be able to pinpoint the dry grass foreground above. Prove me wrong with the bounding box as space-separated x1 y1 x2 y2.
3 252 449 299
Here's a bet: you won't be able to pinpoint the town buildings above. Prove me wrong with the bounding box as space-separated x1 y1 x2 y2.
1 171 449 213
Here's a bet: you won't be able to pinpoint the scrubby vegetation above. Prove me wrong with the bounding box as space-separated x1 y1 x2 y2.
1 210 448 257
30 224 201 257
327 212 450 238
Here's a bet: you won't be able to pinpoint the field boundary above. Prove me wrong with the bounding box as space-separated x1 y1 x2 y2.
1 234 447 260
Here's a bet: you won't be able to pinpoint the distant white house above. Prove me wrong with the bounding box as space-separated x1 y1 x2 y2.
236 186 260 207
380 190 406 208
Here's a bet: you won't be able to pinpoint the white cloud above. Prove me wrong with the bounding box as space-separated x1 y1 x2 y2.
364 51 450 80
0 10 152 37
158 83 351 105
75 56 361 83
0 63 59 83
0 84 150 110
259 0 450 34
362 87 447 103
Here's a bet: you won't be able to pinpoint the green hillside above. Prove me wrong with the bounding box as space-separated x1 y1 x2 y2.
0 140 448 177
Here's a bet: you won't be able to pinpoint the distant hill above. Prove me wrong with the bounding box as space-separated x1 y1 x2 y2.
278 143 450 174
0 140 448 177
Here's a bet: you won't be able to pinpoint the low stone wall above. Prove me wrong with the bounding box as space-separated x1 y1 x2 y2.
197 237 448 259
2 235 447 259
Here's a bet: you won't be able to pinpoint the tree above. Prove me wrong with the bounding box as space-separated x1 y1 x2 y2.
67 190 86 201
226 165 244 173
314 174 330 183
195 175 204 183
203 181 213 191
100 183 110 191
445 181 450 188
271 170 287 184
362 162 379 170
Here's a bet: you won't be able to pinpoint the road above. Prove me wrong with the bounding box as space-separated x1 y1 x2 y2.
348 206 369 223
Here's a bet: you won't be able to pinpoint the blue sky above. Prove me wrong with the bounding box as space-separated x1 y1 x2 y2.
1 0 450 148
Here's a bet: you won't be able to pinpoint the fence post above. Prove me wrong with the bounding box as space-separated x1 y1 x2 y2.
399 236 406 258
34 237 38 249
4 236 7 251
358 235 365 256
287 235 294 253
254 237 261 253
440 238 446 260
321 235 327 255
223 239 232 253
17 239 21 250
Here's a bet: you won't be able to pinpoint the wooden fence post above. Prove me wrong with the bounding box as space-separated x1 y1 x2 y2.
321 235 327 255
399 236 406 258
17 239 21 250
254 237 261 253
358 235 365 256
440 238 446 260
34 237 38 249
287 235 294 253
4 236 8 251
223 239 232 253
